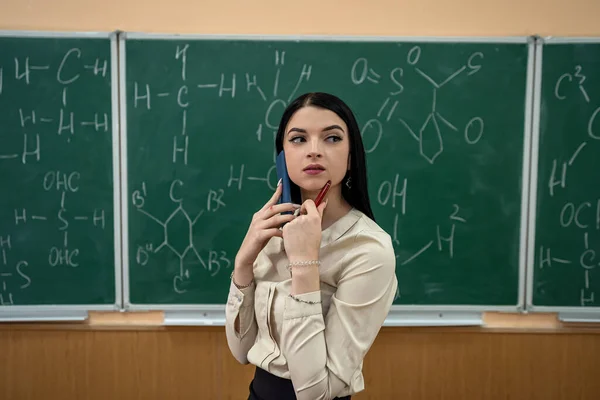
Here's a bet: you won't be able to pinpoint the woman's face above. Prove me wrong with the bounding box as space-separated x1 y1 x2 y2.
282 106 350 195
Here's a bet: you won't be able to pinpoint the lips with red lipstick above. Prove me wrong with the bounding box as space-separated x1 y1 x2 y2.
303 163 325 175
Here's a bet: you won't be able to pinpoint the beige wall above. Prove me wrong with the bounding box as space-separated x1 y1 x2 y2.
1 0 599 36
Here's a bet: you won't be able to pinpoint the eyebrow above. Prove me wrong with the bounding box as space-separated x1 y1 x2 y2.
287 125 346 135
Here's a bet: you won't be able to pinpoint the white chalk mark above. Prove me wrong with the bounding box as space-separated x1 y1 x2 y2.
74 216 88 221
367 76 379 84
40 118 53 123
450 205 466 223
192 210 204 225
0 154 18 160
256 86 267 102
369 69 381 79
275 50 286 66
580 289 595 306
64 231 68 247
580 86 590 103
552 258 572 264
62 87 68 107
439 66 466 88
31 216 47 220
157 92 170 97
137 208 163 225
247 177 268 182
192 247 204 270
198 84 218 89
273 69 281 97
60 192 66 208
584 232 589 249
398 118 419 141
175 44 189 81
585 270 590 289
568 142 587 166
2 282 6 292
387 101 398 122
287 65 312 104
401 241 433 265
415 68 440 88
181 110 187 136
436 112 458 132
377 98 390 118
30 65 50 70
1 250 6 265
432 89 437 112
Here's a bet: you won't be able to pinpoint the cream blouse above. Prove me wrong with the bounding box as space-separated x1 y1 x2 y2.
225 208 398 400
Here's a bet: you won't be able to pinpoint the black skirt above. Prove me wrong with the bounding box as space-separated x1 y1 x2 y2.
248 366 351 400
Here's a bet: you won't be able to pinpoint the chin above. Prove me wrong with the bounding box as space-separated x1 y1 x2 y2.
298 178 332 191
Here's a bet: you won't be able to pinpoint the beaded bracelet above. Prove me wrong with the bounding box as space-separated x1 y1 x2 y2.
289 294 322 305
287 260 321 271
230 270 253 289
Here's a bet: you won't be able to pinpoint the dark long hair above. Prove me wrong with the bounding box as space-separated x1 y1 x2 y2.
275 92 376 222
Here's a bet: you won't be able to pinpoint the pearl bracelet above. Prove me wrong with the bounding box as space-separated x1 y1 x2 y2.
287 260 321 271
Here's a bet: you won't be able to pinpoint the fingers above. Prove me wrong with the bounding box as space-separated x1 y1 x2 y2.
263 203 301 218
303 199 318 216
260 228 283 240
258 213 296 229
317 199 328 218
261 179 283 211
301 199 327 219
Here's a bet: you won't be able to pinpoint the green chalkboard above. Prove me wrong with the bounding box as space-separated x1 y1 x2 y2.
0 32 118 309
122 34 530 309
530 39 600 310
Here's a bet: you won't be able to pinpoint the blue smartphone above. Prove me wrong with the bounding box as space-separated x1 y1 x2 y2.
276 151 292 215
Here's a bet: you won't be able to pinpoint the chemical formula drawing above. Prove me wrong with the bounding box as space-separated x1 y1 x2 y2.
352 46 485 164
126 38 528 306
132 179 234 294
537 62 599 306
0 37 115 307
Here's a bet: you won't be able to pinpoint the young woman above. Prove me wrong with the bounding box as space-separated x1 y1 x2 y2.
225 92 397 400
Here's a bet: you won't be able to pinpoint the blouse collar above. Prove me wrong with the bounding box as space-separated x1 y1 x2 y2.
320 207 362 248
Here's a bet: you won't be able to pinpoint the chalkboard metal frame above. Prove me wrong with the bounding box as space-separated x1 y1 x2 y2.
0 30 122 321
120 33 533 326
526 36 600 322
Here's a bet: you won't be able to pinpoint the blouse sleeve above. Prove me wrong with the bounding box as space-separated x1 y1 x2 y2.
281 229 397 400
225 279 258 364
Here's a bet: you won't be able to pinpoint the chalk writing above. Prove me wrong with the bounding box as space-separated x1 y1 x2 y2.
132 180 232 293
0 235 31 305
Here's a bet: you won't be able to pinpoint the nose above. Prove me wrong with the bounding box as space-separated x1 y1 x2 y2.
307 139 322 158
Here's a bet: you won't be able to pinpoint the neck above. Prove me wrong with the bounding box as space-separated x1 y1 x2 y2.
301 185 352 230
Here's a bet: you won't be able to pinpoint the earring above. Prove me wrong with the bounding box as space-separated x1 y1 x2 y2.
345 176 352 189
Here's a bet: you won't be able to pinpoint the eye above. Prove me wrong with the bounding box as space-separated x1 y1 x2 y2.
326 135 342 143
289 136 305 143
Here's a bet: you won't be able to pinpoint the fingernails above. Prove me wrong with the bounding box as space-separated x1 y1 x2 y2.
277 178 282 187
293 204 301 208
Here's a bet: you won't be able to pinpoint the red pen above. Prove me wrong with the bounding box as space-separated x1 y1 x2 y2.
294 180 331 217
314 180 332 207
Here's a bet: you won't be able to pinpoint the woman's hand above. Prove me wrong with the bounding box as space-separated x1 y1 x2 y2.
282 199 327 262
234 181 300 270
